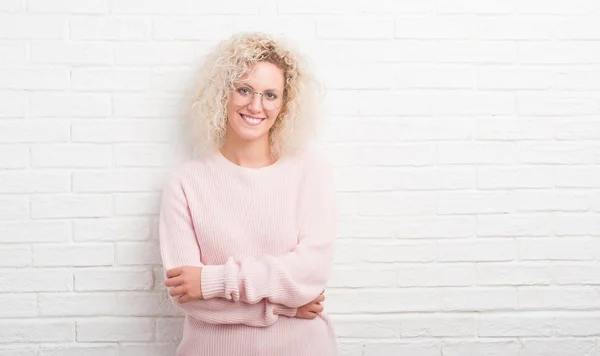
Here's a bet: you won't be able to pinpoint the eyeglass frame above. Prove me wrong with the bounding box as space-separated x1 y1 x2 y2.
229 85 285 111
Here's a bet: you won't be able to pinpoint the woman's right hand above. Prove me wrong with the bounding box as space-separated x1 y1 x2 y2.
295 291 325 319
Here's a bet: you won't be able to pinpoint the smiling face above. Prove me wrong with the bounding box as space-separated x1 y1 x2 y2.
225 61 286 144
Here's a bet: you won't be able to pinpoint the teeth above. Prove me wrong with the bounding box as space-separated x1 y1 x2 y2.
242 114 263 125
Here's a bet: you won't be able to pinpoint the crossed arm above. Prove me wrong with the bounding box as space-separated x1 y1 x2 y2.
158 154 338 326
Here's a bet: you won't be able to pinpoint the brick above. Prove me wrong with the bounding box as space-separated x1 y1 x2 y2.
74 268 153 291
0 268 72 291
31 194 112 218
479 313 554 336
31 41 112 64
114 193 161 215
395 16 472 39
439 41 517 63
117 292 179 316
114 42 209 65
0 220 70 242
0 119 69 143
558 19 600 39
438 191 511 214
360 0 434 13
329 266 397 287
336 166 474 191
394 66 473 89
518 0 600 14
0 170 71 193
232 17 316 40
278 0 358 14
114 143 189 167
337 215 473 239
439 0 516 13
28 0 107 13
519 238 594 260
518 94 598 116
520 42 600 64
72 169 167 192
0 0 24 12
519 339 596 356
0 42 27 63
0 196 29 220
39 293 118 316
39 345 118 356
476 17 555 39
116 242 161 265
476 263 550 286
514 190 590 212
118 344 178 356
477 68 553 90
0 245 31 266
356 192 436 215
33 244 114 267
110 0 256 14
317 19 394 39
439 142 515 165
153 17 233 40
400 314 477 337
70 16 149 40
30 93 111 117
331 316 401 338
518 287 600 309
478 214 552 237
112 94 185 118
555 164 600 187
71 119 179 143
74 217 151 241
0 14 65 39
552 264 600 285
555 313 600 336
32 144 112 168
0 145 29 168
0 91 28 117
0 68 69 90
150 68 195 93
0 346 37 356
396 264 474 287
363 341 441 356
76 317 153 341
327 288 440 313
0 293 37 317
0 320 74 342
477 117 555 140
439 239 515 262
556 70 600 90
441 287 518 311
478 167 554 189
334 240 437 264
554 214 600 236
155 318 184 342
442 340 518 356
71 68 149 91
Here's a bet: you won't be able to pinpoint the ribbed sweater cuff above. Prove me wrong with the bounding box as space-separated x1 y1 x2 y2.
201 265 226 300
274 306 297 318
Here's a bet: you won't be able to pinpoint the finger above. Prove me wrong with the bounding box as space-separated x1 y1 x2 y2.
169 286 186 297
164 276 183 287
166 267 182 278
314 294 325 303
309 304 324 313
178 294 191 303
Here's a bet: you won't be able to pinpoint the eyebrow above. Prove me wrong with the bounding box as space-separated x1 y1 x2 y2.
237 83 282 92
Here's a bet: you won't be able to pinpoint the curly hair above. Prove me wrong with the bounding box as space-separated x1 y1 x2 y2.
188 32 324 159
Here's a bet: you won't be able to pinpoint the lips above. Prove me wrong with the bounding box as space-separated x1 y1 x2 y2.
240 113 265 126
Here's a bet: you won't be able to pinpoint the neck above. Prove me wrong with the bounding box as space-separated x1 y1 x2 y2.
220 135 276 168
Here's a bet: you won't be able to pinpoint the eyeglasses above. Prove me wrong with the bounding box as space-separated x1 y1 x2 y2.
230 85 284 111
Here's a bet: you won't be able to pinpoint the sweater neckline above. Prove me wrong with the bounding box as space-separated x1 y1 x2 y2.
214 149 285 173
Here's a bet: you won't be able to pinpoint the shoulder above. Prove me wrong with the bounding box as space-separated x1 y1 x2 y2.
289 145 334 172
162 153 214 189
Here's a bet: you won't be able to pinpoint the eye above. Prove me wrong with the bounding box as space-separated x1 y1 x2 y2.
264 92 278 101
236 87 251 95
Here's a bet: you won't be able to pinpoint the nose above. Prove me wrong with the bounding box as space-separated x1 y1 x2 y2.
247 93 262 114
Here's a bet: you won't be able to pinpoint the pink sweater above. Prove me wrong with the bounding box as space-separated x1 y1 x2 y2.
158 147 339 356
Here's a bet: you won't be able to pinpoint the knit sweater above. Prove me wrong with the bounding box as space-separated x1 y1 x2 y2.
158 147 339 356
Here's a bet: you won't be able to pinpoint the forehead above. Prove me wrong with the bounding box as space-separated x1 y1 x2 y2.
238 61 285 90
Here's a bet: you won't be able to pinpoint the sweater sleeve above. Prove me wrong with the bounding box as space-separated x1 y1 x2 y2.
201 152 339 308
158 167 297 327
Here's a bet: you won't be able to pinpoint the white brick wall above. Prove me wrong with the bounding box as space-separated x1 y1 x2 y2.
1 1 599 355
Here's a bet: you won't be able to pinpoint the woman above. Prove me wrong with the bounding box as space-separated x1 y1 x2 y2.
158 32 339 356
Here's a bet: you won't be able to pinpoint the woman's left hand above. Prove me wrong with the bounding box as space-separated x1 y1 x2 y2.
165 266 203 303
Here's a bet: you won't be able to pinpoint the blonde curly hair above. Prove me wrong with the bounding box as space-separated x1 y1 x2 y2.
189 32 323 159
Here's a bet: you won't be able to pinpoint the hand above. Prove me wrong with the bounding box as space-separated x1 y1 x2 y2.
165 266 203 303
295 291 325 319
